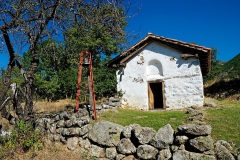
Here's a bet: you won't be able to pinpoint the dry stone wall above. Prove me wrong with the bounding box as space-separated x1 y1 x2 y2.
35 106 240 160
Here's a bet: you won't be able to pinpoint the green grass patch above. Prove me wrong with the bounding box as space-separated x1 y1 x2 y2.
205 100 240 150
99 109 185 131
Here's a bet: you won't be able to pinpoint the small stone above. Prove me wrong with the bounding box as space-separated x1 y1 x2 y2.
109 97 120 102
171 145 179 153
116 154 125 160
215 140 233 152
136 144 158 160
49 123 56 134
79 137 91 150
53 134 60 141
62 128 81 136
60 135 67 143
204 102 216 107
91 145 105 158
106 147 117 159
150 124 174 149
96 104 102 110
65 119 75 127
214 142 235 160
54 114 60 121
117 138 136 155
175 135 189 145
179 144 185 150
59 111 69 120
76 117 90 127
79 124 92 136
102 104 110 109
122 124 140 138
57 120 65 128
122 155 137 160
133 126 156 144
189 136 214 152
55 127 63 134
67 137 79 151
177 124 212 136
172 150 216 160
157 148 172 160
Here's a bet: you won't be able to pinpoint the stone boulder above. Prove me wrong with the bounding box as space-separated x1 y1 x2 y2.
172 150 216 160
122 124 140 138
214 142 235 160
150 124 174 149
237 148 240 160
204 102 217 107
117 138 136 155
132 126 156 144
106 147 117 159
79 124 92 136
215 140 233 152
157 148 172 160
91 144 105 158
189 136 214 152
122 155 137 160
136 144 158 160
88 121 123 147
109 97 121 102
67 137 79 151
62 128 81 136
177 124 212 136
116 154 125 160
79 137 91 150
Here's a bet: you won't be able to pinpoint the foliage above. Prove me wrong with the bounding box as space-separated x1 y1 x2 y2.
204 49 240 82
93 57 117 99
221 53 240 79
1 0 130 119
0 0 76 119
204 48 223 82
100 109 185 131
0 120 43 159
64 1 127 56
22 39 118 101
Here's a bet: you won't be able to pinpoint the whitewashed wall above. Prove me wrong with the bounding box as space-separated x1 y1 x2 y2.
117 42 204 110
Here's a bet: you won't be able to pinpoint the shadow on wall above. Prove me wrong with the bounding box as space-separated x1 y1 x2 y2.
176 59 199 68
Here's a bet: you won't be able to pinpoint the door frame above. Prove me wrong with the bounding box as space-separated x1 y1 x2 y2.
148 80 166 110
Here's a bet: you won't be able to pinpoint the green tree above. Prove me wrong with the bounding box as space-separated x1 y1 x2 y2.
0 0 75 119
7 0 129 106
204 48 223 82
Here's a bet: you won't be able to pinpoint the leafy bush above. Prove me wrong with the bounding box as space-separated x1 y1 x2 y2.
0 120 43 159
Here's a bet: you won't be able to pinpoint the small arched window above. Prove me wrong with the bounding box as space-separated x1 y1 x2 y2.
146 59 163 76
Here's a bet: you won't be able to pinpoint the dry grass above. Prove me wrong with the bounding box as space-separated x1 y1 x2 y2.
10 140 85 160
33 99 75 114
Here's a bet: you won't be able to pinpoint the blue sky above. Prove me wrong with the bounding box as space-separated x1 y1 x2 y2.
0 0 240 68
125 0 240 61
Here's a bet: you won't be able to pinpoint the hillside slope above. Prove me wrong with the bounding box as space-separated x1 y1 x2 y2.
222 53 240 79
204 53 240 99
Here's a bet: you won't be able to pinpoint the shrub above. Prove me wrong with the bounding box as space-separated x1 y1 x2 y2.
0 120 43 159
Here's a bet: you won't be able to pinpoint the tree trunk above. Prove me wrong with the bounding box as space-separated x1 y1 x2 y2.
23 61 38 120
